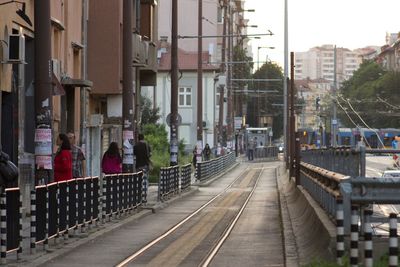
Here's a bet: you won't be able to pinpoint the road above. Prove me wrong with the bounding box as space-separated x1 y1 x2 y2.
365 155 394 177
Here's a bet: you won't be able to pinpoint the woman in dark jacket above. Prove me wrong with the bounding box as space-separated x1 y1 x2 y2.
54 133 73 182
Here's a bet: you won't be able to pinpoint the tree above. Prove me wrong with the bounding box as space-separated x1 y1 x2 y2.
338 60 400 128
140 95 160 126
248 61 284 138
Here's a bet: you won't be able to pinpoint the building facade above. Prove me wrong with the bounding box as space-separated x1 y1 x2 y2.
156 43 220 151
295 45 362 85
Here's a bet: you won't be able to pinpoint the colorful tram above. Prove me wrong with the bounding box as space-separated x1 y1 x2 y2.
298 127 400 149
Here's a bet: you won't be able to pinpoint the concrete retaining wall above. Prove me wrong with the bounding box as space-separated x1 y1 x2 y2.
278 167 336 265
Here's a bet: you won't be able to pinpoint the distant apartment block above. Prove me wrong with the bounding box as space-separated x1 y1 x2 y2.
294 45 379 86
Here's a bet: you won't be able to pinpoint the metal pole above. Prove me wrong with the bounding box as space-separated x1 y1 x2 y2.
226 2 233 149
81 0 88 164
257 47 260 127
196 0 203 162
218 0 227 145
122 0 135 173
290 52 295 178
34 0 53 185
332 45 337 147
170 0 179 166
283 0 288 164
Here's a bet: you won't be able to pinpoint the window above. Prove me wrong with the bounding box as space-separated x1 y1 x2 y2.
179 87 192 106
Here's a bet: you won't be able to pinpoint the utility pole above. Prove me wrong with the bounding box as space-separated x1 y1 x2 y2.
218 0 227 146
196 0 203 162
170 0 179 166
34 0 53 185
283 0 289 165
289 52 295 178
332 45 337 147
122 0 135 172
226 1 233 150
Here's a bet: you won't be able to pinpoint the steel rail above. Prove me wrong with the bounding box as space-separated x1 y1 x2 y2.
115 166 251 267
201 167 265 267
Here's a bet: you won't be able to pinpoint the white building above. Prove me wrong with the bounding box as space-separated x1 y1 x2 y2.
154 44 221 151
295 45 364 85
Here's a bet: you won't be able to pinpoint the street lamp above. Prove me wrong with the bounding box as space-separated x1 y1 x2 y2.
256 46 274 127
257 46 275 71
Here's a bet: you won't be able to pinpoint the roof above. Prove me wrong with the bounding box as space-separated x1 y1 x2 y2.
157 42 220 72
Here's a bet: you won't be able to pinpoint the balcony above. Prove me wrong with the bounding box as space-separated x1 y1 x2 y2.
132 33 157 72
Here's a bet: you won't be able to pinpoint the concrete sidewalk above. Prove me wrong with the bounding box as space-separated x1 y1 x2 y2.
6 174 199 267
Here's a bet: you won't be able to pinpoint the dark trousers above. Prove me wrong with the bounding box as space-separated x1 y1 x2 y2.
248 149 254 161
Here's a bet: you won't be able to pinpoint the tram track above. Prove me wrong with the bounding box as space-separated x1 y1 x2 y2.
116 166 267 267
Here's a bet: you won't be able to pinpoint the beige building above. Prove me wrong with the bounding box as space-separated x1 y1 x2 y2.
0 0 158 189
295 78 331 130
295 45 363 85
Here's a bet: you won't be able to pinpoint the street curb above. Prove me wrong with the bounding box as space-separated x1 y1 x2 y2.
276 164 300 267
20 186 200 267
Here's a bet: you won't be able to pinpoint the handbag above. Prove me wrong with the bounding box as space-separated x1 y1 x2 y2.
0 160 18 182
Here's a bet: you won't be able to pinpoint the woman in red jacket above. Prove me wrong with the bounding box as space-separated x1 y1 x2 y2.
54 133 73 182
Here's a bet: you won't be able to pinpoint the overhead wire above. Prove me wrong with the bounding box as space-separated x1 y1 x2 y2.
339 94 385 149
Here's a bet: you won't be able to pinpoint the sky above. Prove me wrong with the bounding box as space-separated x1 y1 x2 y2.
244 0 400 69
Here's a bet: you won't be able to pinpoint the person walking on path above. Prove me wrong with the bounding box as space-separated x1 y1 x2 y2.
67 132 86 178
192 145 197 169
203 143 211 161
247 138 254 161
54 133 73 182
102 142 122 174
134 133 152 203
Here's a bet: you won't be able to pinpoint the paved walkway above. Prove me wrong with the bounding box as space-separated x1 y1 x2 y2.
4 159 303 266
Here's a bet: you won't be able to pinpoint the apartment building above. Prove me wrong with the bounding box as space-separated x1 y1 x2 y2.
295 45 360 85
295 78 331 130
87 0 157 175
0 0 157 191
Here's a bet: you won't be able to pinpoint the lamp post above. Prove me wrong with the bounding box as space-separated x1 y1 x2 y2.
227 4 255 150
256 46 274 127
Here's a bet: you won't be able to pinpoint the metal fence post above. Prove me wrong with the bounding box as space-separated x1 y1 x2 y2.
350 205 359 267
336 198 344 265
30 190 36 254
359 145 366 177
389 213 398 267
364 209 373 267
0 193 6 264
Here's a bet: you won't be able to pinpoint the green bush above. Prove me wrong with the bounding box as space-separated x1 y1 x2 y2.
140 123 191 182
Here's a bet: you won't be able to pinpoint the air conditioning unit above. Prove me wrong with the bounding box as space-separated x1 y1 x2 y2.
8 33 25 63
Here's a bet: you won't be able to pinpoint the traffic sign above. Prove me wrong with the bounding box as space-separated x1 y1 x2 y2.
166 113 182 126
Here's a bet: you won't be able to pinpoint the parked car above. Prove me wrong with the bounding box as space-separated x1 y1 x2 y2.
381 170 400 178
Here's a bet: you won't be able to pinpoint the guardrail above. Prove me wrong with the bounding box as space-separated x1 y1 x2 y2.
298 160 400 266
196 152 236 181
301 147 362 177
158 166 179 201
0 188 22 264
254 146 279 159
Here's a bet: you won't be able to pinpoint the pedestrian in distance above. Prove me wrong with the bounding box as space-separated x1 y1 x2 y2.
134 133 152 171
247 138 254 161
102 142 122 174
192 145 197 169
134 133 152 204
54 133 73 182
67 132 86 178
203 143 211 161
